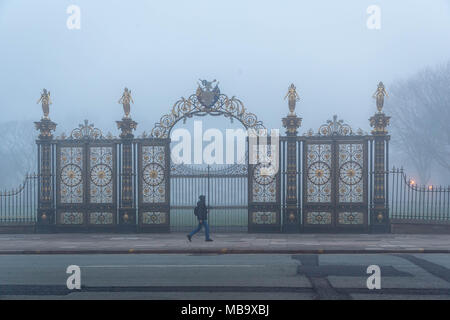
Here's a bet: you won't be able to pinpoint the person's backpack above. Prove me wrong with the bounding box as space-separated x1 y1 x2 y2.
194 206 199 217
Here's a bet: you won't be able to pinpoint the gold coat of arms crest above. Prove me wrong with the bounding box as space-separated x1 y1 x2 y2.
196 79 220 108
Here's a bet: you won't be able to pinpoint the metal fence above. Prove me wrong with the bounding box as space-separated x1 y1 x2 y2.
0 173 38 224
389 168 450 221
1 168 450 228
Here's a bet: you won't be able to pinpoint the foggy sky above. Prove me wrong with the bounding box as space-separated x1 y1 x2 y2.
1 0 450 136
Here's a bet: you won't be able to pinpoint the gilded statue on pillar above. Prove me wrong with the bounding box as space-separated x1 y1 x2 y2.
372 81 388 112
118 87 134 118
284 83 300 115
37 88 52 119
370 82 391 135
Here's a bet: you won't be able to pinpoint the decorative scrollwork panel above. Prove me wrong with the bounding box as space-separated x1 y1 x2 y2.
59 147 84 204
60 212 84 225
305 212 332 225
251 163 277 203
89 212 114 225
337 212 364 225
338 143 365 203
252 211 277 224
89 146 114 204
305 143 332 203
248 145 280 232
141 145 167 204
142 212 167 224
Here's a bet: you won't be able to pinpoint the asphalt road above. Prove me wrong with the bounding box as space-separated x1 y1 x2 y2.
0 253 449 300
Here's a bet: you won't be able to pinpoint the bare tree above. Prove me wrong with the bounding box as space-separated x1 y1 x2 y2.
388 62 450 184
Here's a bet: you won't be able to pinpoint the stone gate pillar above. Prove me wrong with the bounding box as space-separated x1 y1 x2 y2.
281 84 302 232
117 117 137 231
369 82 391 233
34 118 57 230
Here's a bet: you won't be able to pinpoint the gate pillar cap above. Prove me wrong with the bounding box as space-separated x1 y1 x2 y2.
117 117 138 139
35 118 57 140
282 115 302 136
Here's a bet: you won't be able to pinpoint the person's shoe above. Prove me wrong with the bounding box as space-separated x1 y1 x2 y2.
205 238 213 242
187 235 192 242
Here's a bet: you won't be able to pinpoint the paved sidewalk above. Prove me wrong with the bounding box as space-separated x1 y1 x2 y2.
0 233 449 254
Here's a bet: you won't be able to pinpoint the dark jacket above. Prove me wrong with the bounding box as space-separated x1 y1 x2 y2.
195 199 208 220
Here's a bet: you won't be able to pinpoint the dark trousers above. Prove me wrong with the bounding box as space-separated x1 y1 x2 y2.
189 220 211 240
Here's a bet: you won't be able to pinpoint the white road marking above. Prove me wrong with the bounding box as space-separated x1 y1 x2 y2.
80 264 266 268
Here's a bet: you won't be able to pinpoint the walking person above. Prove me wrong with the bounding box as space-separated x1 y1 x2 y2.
187 195 213 242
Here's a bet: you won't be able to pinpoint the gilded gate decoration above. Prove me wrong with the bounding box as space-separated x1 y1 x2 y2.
336 141 367 227
138 140 170 231
89 146 114 204
150 79 264 139
251 163 278 203
305 143 332 203
59 147 84 205
141 146 166 203
338 143 364 203
57 145 85 225
248 146 281 232
55 121 117 228
302 116 369 231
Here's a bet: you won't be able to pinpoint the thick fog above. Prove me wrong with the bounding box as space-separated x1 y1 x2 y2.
0 0 450 186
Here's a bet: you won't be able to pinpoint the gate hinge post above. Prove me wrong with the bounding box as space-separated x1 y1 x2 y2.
35 112 57 231
117 116 138 231
281 84 302 233
369 81 391 233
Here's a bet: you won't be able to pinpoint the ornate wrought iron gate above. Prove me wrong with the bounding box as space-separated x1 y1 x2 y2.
55 123 118 228
302 138 368 231
31 81 392 233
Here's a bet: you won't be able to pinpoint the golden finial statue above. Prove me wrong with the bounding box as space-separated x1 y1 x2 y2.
118 87 134 118
372 81 388 112
37 88 52 119
284 83 300 115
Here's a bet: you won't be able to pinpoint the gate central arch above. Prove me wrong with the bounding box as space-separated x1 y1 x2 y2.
149 82 265 139
137 81 281 232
